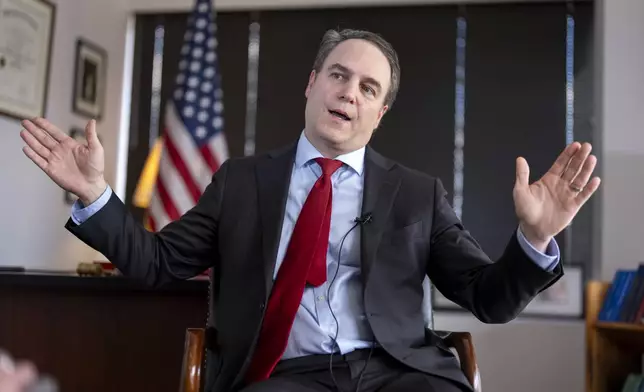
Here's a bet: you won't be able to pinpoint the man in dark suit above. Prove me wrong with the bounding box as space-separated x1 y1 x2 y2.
19 29 600 392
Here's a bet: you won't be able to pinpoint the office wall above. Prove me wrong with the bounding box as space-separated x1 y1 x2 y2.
597 0 644 281
0 0 130 269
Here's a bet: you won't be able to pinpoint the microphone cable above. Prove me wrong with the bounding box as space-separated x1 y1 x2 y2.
327 213 374 392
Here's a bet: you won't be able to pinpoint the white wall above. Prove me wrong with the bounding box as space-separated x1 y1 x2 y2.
434 313 585 392
0 0 131 270
597 0 644 281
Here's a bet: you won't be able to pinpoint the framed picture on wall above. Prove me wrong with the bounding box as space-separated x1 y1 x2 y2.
0 0 56 120
433 264 585 318
72 38 107 120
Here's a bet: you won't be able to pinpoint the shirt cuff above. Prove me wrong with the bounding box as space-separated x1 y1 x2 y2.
70 185 113 225
516 227 560 272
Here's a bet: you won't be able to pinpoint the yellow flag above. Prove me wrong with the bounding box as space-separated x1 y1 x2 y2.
132 137 163 209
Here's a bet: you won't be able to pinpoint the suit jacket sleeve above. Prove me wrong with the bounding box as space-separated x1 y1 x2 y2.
65 160 229 287
427 178 563 323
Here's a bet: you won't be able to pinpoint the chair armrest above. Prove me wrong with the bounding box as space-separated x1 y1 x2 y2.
436 330 481 392
179 328 205 392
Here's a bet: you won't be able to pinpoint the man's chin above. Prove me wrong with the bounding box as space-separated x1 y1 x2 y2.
318 129 351 147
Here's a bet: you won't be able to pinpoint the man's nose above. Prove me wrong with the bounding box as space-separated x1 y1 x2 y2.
338 83 358 104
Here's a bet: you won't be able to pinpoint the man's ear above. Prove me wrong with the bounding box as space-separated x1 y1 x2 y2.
305 70 317 98
374 104 389 128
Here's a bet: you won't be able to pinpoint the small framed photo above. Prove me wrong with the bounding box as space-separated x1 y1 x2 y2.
72 38 107 120
433 264 585 319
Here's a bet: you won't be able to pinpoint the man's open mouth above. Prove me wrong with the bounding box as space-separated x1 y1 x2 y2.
329 109 350 121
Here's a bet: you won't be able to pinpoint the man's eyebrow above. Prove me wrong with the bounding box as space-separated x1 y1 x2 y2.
328 63 351 74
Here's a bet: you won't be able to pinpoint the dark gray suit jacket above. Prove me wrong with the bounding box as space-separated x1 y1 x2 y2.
66 143 563 392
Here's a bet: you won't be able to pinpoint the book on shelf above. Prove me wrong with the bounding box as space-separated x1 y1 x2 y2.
598 263 644 323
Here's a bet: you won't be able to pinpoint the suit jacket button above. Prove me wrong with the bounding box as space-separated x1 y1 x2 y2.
259 303 265 310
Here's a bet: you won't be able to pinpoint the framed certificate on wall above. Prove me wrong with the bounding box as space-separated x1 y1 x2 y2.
0 0 55 120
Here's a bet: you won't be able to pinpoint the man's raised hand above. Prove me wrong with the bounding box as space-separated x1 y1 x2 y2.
20 118 107 205
513 141 601 251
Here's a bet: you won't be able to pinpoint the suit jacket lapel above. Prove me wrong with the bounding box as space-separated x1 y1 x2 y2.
255 143 296 298
360 147 401 282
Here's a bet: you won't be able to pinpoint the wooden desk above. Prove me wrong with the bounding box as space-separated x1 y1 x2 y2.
0 271 208 392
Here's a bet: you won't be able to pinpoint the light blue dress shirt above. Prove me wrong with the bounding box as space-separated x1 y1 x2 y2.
71 132 560 358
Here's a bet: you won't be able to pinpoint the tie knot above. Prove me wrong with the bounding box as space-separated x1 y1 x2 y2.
314 158 343 178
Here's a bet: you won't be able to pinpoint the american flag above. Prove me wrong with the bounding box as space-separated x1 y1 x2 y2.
146 0 229 231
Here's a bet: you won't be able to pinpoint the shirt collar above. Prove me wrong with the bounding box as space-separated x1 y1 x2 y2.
295 131 365 176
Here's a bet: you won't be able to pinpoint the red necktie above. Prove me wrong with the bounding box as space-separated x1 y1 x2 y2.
244 157 343 383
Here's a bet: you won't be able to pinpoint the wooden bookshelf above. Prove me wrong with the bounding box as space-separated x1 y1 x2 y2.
586 281 644 392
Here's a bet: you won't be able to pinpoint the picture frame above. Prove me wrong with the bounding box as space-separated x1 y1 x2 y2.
433 264 585 319
72 38 107 120
0 0 56 120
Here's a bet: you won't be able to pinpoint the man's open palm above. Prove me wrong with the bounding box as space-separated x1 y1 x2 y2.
513 142 601 244
20 118 106 204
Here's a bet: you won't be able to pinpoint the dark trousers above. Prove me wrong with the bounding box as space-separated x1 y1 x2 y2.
238 348 471 392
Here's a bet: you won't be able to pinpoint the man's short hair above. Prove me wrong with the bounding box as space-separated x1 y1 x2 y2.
312 29 401 108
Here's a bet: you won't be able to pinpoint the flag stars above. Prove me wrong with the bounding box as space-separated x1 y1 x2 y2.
198 111 209 123
192 47 204 59
195 126 207 139
173 1 225 141
201 82 213 93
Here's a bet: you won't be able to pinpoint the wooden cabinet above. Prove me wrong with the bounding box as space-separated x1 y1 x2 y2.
0 272 209 392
